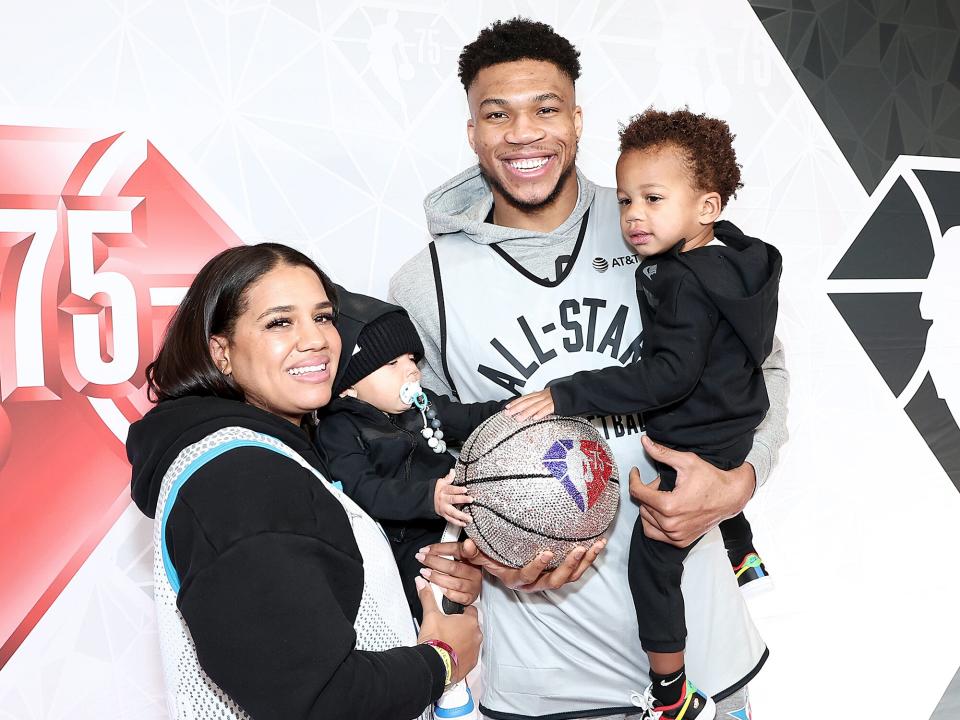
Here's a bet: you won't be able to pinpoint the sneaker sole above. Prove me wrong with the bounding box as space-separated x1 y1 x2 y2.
697 696 717 720
672 694 716 719
739 573 775 598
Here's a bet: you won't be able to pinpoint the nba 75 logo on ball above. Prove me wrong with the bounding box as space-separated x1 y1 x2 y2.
454 412 620 568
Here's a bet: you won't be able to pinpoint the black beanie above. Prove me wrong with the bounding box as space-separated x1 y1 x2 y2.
334 310 424 395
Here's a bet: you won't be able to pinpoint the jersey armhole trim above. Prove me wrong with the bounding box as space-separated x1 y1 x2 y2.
429 240 460 400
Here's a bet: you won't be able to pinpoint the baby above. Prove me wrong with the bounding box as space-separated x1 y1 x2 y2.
315 287 503 619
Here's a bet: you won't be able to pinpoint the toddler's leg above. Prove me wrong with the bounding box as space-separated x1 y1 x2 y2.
719 511 754 554
629 463 714 718
720 512 771 588
628 463 692 656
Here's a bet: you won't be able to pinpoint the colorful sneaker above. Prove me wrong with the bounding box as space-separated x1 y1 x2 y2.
732 552 770 589
635 680 716 719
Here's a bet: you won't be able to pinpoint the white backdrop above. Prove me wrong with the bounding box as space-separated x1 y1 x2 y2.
1 2 959 719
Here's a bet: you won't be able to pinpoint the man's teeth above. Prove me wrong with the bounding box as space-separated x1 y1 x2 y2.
508 157 550 170
288 364 326 376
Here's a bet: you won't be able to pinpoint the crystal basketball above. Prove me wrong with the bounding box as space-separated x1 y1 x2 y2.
454 413 620 568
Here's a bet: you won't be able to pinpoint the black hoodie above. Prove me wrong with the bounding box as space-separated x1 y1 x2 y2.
551 220 781 462
127 396 445 719
316 288 504 617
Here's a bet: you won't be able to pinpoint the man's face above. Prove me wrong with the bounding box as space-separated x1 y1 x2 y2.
466 59 582 212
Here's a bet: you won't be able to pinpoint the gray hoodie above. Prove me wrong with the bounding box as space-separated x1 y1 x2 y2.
388 164 788 486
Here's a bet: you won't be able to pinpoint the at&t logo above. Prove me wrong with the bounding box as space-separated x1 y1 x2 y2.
592 254 641 273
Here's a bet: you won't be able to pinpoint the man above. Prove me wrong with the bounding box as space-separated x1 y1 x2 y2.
390 18 788 719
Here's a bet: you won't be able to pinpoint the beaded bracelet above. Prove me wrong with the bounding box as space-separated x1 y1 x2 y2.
420 639 459 685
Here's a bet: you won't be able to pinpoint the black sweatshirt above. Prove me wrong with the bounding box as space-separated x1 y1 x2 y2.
551 220 781 461
317 391 503 620
128 396 445 720
317 390 505 527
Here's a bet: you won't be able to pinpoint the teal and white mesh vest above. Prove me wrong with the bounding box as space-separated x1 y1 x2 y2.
152 426 430 719
431 187 766 717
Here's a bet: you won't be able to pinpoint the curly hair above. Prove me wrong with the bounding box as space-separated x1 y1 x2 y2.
458 17 581 91
619 108 743 207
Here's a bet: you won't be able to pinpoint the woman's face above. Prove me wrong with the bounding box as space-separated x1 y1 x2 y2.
210 263 341 425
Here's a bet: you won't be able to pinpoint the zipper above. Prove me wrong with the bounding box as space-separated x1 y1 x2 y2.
386 414 419 542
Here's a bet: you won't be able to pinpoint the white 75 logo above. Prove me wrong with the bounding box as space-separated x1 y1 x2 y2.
0 199 147 401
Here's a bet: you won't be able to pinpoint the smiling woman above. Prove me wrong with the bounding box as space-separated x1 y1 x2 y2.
206 263 339 425
126 243 483 720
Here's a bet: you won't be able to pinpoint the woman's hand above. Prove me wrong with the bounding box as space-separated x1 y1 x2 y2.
459 537 605 592
504 388 555 421
416 577 482 684
416 540 483 606
433 471 473 527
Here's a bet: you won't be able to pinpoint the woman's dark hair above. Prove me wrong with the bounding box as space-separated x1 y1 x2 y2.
458 17 581 91
145 243 338 403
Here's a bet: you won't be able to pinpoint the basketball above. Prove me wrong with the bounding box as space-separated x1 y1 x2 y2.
454 412 620 569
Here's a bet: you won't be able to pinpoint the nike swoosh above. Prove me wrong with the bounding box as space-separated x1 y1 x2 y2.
660 672 684 687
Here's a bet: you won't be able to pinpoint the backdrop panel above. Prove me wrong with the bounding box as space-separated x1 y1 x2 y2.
0 2 958 719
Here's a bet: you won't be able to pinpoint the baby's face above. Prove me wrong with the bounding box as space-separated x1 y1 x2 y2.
352 353 421 414
615 144 711 257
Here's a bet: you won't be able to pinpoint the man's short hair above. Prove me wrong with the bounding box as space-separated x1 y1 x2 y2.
458 17 581 92
619 108 744 208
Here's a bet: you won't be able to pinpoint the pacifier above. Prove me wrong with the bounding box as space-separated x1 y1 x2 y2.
400 381 446 453
399 381 427 408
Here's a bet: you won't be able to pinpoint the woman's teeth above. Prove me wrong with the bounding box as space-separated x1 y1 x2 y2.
288 364 326 376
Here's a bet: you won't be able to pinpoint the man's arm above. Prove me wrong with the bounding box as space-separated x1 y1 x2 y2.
748 335 790 489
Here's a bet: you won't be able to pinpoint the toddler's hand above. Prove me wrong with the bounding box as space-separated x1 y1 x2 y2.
505 388 555 421
434 470 473 527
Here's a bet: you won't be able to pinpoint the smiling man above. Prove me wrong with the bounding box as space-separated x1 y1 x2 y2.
467 58 581 229
389 18 789 720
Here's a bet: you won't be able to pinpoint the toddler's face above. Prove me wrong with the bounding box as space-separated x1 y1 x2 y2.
352 353 421 414
615 144 711 257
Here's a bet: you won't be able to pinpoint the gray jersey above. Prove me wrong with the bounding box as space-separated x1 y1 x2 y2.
390 169 788 489
425 184 767 718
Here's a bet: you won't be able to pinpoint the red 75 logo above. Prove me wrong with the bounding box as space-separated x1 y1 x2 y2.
0 126 240 666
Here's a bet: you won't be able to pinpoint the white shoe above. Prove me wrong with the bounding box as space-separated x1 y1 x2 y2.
631 680 716 719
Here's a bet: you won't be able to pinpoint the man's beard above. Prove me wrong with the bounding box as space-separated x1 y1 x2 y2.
480 151 577 214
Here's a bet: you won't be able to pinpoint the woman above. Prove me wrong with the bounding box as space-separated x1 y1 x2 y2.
127 243 482 719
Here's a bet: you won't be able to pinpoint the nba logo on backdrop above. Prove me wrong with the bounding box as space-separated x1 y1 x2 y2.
0 126 240 665
828 156 960 491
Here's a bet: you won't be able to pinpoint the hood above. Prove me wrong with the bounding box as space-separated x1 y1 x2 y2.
331 286 421 396
323 392 425 428
127 396 315 518
322 393 391 425
675 220 782 367
424 164 597 246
